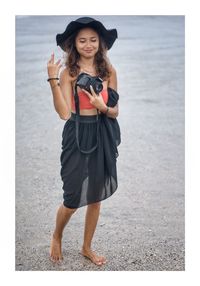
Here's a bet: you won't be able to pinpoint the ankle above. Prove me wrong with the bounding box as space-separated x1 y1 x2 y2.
53 231 62 240
82 244 91 251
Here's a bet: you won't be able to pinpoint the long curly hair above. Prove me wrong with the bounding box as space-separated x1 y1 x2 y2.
64 29 111 80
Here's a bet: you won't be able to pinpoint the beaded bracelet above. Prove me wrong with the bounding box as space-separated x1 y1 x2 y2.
47 77 59 82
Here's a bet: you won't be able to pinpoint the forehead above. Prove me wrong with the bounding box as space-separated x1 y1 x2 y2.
76 27 99 39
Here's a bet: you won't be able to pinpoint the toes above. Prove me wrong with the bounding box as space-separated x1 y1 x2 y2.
50 255 62 263
94 259 103 266
50 256 56 263
94 256 105 266
98 256 106 264
91 255 102 265
53 256 58 263
81 249 106 266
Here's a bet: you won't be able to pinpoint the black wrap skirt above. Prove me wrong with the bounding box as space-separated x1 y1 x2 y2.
60 87 121 209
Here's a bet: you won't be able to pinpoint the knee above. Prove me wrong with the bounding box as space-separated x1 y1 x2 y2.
88 201 101 210
62 203 77 214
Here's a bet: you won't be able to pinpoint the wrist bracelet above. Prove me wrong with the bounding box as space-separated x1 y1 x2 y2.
47 77 59 82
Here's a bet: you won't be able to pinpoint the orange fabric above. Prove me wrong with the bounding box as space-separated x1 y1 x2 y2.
71 89 108 110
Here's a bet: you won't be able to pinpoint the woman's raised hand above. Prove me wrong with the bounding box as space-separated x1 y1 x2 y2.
47 53 62 77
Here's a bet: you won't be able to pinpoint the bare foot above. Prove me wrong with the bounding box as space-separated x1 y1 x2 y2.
81 247 106 266
50 234 63 263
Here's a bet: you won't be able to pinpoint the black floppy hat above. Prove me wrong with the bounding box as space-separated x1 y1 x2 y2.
56 17 118 51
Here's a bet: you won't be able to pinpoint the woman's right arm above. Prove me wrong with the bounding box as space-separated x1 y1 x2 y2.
47 54 72 120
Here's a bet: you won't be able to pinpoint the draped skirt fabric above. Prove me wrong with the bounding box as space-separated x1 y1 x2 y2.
60 112 121 209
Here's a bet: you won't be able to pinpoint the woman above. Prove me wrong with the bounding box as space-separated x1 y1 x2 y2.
47 17 121 266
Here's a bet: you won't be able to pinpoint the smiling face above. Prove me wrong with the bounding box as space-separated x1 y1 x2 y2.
75 27 99 59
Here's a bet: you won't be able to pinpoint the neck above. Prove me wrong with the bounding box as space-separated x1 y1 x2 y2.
78 57 95 68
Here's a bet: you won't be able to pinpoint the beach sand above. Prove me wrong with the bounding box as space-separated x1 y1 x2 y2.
16 15 185 270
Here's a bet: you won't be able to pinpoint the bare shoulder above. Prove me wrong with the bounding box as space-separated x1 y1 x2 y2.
60 67 75 84
108 64 117 91
109 64 117 75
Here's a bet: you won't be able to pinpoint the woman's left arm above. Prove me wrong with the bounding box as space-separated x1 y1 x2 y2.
105 65 119 119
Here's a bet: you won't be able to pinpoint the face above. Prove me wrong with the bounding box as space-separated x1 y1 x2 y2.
75 28 99 58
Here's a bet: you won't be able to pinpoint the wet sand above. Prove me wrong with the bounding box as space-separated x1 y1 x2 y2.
16 16 184 270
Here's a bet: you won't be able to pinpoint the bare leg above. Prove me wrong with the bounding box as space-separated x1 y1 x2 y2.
81 201 106 266
50 204 77 262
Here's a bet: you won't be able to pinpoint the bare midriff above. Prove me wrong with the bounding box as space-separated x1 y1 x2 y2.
71 108 99 115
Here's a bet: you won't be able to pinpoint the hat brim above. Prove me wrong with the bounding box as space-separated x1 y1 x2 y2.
56 18 118 51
